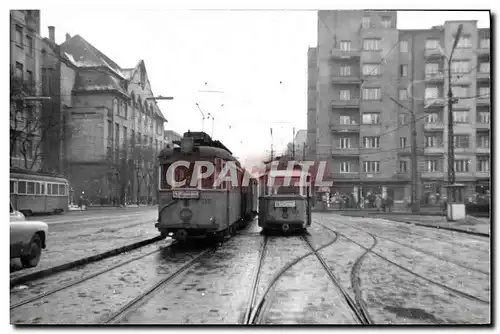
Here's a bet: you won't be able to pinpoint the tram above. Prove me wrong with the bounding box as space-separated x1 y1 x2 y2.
155 131 258 242
10 168 69 216
257 161 312 234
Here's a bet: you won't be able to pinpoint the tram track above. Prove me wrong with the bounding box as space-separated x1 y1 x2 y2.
101 246 218 324
340 216 489 253
330 219 489 276
315 221 490 306
11 239 175 310
244 226 340 324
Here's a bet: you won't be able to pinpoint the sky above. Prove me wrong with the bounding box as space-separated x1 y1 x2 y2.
39 9 490 166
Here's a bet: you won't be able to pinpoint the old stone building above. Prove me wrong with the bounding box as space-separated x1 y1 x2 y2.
60 35 168 205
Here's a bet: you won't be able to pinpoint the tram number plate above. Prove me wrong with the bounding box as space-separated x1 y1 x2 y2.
173 190 200 199
274 200 295 208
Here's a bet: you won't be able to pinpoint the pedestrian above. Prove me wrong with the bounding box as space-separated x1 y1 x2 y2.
375 194 382 212
386 195 392 212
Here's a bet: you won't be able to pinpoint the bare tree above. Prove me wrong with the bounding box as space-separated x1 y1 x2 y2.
10 69 58 171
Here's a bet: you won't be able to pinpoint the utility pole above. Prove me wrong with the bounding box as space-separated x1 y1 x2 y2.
292 127 296 160
447 24 463 186
194 102 205 132
389 96 419 213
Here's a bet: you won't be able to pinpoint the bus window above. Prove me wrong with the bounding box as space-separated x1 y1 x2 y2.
18 181 26 195
59 184 66 196
10 180 16 194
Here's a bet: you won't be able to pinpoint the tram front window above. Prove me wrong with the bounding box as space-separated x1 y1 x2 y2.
276 186 300 195
160 161 215 189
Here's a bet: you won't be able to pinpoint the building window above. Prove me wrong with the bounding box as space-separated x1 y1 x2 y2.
339 137 351 149
480 38 490 49
477 157 489 172
425 135 440 147
456 36 471 48
425 87 439 99
451 61 470 74
340 40 351 51
381 17 392 28
362 113 380 124
339 115 354 124
362 64 380 76
477 135 489 148
107 120 113 147
363 39 380 51
478 111 490 124
339 90 351 100
15 62 23 78
340 65 351 76
361 16 371 28
363 161 380 173
451 86 468 98
15 25 23 47
427 113 440 123
452 111 469 123
340 161 351 173
400 65 408 77
426 159 438 172
115 123 120 149
363 136 380 148
479 86 490 97
454 159 470 172
479 62 490 73
399 137 407 148
400 40 408 53
113 99 118 116
362 88 381 100
26 35 33 55
453 135 470 148
399 160 407 173
399 89 408 100
399 114 408 125
425 39 439 50
26 70 33 87
425 63 439 74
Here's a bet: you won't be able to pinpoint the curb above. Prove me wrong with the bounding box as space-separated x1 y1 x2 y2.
10 235 164 288
337 213 490 238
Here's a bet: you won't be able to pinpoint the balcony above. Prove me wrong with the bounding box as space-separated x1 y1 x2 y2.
331 148 360 156
331 172 360 180
331 99 360 108
424 122 445 131
476 71 490 82
424 48 444 59
454 147 475 154
395 172 411 181
424 146 445 155
476 95 490 106
476 122 490 130
475 171 490 179
331 48 361 59
420 171 445 179
424 72 445 83
476 48 490 58
330 122 360 133
476 146 490 154
331 75 362 85
396 147 411 156
424 98 445 108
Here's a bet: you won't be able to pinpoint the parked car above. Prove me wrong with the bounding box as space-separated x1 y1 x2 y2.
10 203 48 268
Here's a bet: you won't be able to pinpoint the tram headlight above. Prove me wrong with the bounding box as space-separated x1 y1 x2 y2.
210 217 216 225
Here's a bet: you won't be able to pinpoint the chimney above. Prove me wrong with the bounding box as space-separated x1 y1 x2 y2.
48 26 55 42
66 33 71 42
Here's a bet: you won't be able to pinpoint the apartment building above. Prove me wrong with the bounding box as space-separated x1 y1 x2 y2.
313 10 490 205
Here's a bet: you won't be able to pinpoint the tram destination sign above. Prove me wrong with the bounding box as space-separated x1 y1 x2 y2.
173 190 200 199
274 200 296 208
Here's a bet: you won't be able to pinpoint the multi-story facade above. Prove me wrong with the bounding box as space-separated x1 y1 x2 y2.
10 10 43 171
60 35 169 205
314 10 490 205
307 47 317 159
